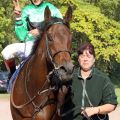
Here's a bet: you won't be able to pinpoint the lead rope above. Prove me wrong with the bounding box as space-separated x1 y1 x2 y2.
59 79 93 118
81 79 93 108
81 80 107 120
81 79 92 120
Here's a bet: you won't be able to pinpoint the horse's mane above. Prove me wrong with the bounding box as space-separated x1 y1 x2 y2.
30 17 69 56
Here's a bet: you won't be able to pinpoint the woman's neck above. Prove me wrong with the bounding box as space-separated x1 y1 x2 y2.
81 69 92 80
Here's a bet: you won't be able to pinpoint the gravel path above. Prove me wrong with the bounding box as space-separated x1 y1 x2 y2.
0 99 12 120
0 98 119 120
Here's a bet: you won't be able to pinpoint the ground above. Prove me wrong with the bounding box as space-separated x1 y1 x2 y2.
0 98 119 120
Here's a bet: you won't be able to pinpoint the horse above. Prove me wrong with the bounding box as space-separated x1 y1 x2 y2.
10 6 74 120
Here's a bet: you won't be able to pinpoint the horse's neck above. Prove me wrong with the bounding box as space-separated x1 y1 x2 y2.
33 35 53 73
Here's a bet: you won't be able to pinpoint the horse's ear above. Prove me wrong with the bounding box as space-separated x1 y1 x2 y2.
64 6 73 23
44 6 52 22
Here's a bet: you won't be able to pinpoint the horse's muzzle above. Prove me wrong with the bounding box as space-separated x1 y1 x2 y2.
48 62 74 90
58 62 74 80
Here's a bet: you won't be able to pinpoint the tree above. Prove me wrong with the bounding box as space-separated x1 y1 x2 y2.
0 0 30 70
97 0 120 21
0 0 120 80
54 0 120 75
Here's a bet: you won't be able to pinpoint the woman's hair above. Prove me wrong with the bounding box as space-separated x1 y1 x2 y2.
77 42 95 57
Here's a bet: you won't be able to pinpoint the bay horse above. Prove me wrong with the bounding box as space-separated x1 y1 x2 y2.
10 6 74 120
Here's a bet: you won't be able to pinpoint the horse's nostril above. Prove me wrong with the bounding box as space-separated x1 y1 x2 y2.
60 66 67 72
60 63 74 74
66 63 74 74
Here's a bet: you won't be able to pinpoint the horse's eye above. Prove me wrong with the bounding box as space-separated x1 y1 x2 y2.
47 34 53 41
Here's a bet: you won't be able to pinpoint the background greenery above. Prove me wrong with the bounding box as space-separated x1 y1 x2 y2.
0 0 120 103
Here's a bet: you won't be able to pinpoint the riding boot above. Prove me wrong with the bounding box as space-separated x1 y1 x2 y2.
4 59 16 80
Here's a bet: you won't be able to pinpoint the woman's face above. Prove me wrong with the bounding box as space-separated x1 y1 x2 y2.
78 50 95 72
31 0 43 6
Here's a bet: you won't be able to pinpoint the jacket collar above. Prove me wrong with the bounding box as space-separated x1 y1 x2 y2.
77 67 94 80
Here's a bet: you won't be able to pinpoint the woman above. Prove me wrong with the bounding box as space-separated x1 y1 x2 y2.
59 42 118 120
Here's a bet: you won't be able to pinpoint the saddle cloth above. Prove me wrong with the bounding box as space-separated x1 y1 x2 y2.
7 57 30 93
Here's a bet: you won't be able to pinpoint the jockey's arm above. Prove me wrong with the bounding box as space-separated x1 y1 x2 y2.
15 8 35 42
13 0 31 42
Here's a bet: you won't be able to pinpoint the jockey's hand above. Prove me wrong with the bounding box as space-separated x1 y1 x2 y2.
57 85 68 107
29 29 40 36
13 0 21 16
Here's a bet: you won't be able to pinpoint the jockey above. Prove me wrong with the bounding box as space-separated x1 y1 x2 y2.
1 0 63 80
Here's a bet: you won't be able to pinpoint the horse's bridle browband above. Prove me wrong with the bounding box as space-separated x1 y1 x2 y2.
44 17 70 31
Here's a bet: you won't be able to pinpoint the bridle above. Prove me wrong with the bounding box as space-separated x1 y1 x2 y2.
46 35 71 69
45 21 71 69
45 21 72 91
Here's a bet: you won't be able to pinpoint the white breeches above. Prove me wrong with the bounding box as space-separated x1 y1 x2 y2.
1 41 35 60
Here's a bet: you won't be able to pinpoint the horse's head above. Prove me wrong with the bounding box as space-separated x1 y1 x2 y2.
43 6 74 89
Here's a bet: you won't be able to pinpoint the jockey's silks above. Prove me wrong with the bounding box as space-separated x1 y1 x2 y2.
15 1 63 42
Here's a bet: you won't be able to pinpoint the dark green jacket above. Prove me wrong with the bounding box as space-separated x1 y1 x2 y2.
15 2 63 42
61 67 118 120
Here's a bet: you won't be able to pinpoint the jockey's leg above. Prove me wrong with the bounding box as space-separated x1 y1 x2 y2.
4 58 16 79
1 41 35 74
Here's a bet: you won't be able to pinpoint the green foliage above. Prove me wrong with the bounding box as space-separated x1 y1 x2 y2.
97 0 120 21
81 0 120 21
0 2 13 45
0 0 120 81
0 0 30 70
0 1 15 71
70 2 120 63
55 0 120 75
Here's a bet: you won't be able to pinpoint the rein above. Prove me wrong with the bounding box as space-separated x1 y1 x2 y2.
11 75 56 109
10 57 56 110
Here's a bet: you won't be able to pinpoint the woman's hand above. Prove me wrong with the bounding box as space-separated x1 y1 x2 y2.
13 0 21 16
81 107 100 117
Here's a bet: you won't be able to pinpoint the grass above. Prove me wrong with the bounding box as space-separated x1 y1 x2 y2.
0 93 10 100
